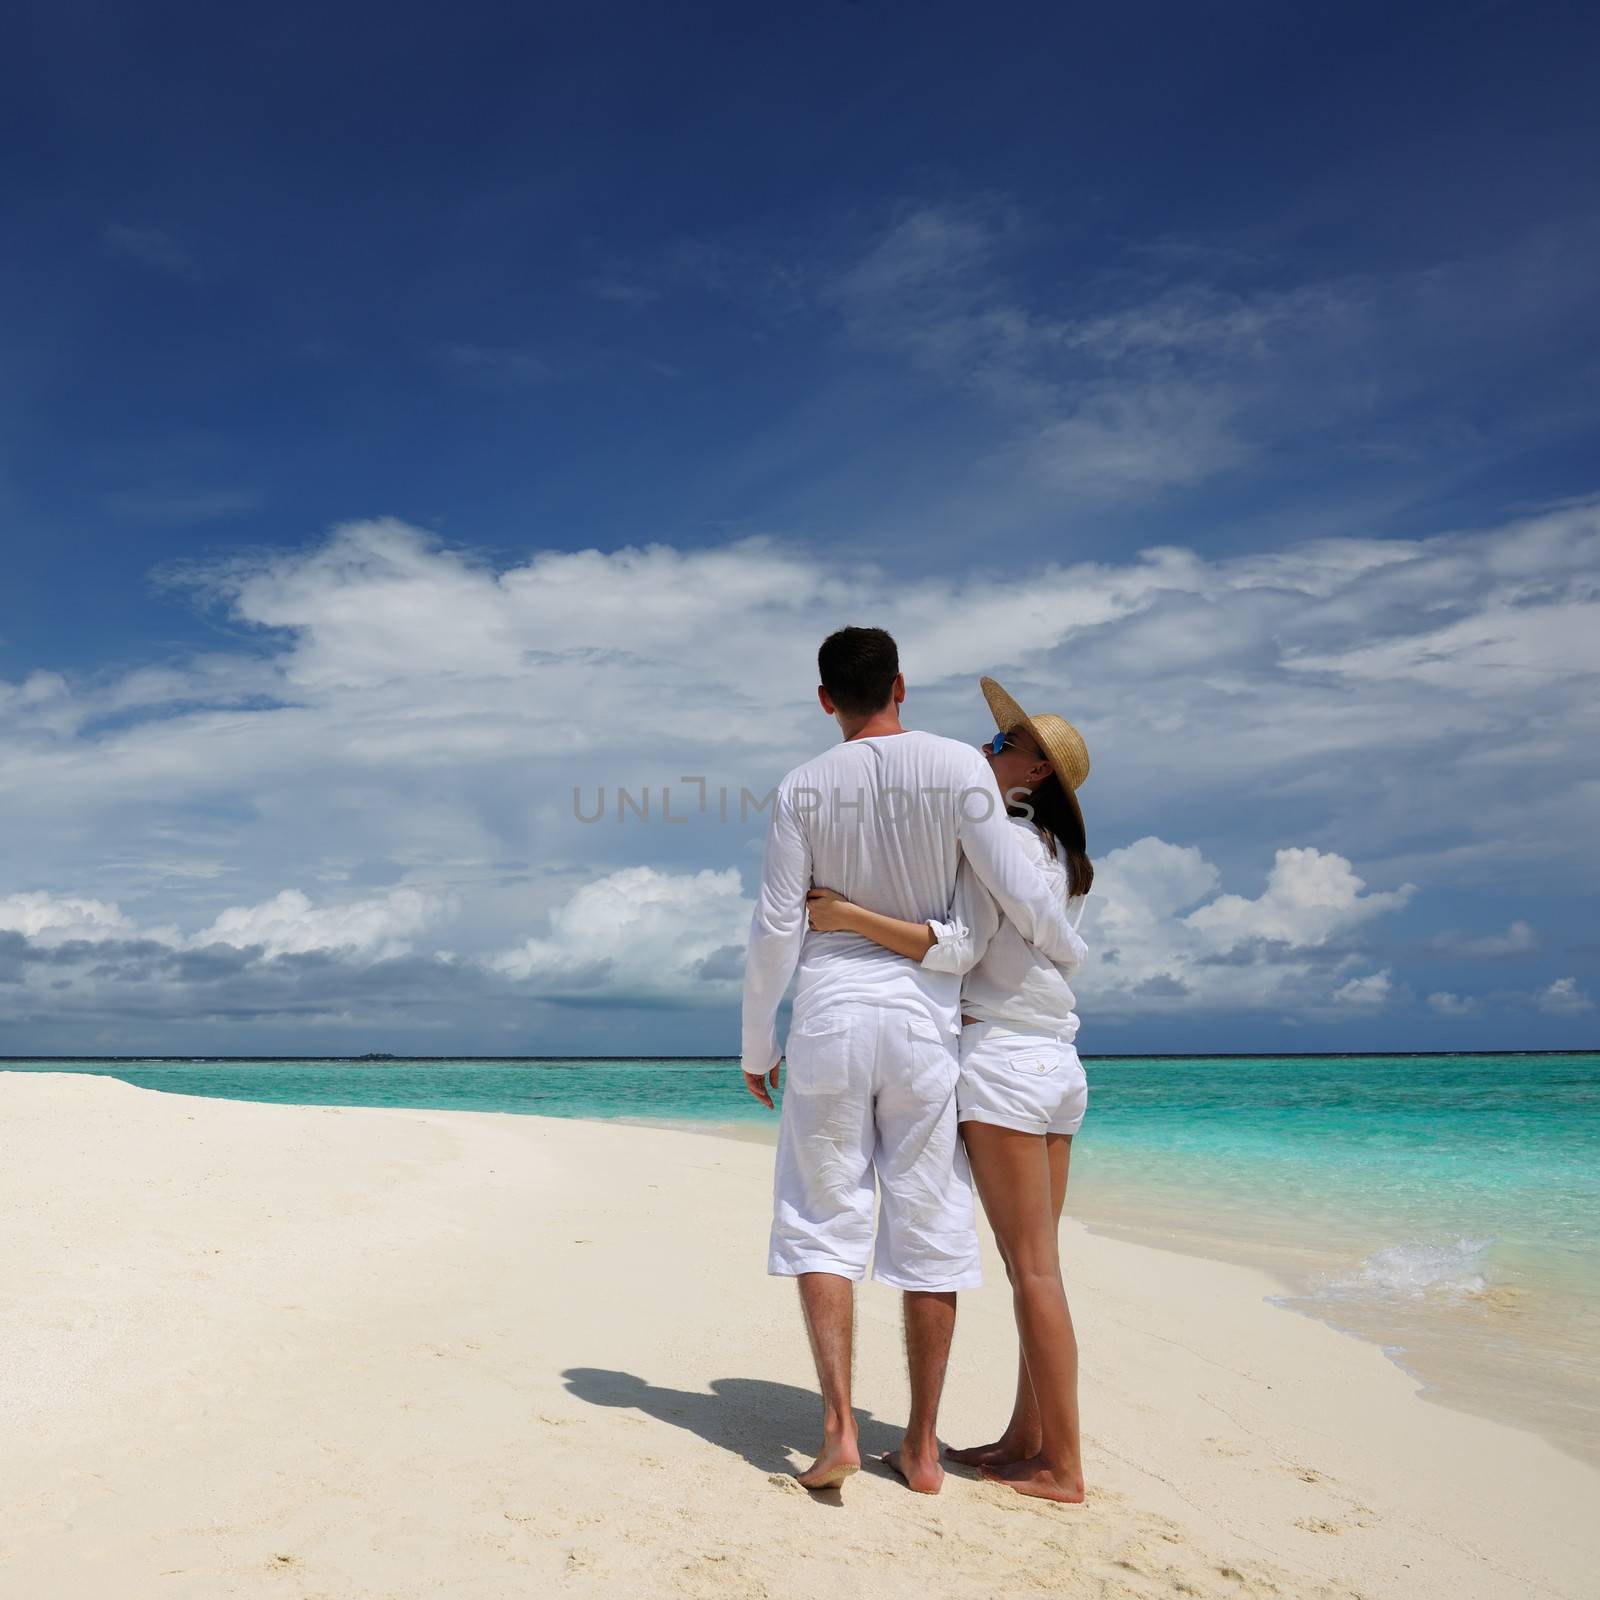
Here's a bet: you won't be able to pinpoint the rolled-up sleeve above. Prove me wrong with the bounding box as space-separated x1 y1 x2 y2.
739 781 812 1076
953 750 1088 972
920 857 998 976
919 915 972 974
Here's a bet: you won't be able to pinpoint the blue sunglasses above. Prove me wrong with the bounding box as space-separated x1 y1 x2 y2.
985 730 1032 758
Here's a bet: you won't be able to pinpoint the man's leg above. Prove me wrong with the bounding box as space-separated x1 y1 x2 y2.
795 1272 861 1488
871 1017 981 1495
883 1288 956 1492
768 1008 876 1489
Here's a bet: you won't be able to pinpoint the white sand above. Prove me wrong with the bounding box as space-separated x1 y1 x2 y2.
2 1071 1595 1600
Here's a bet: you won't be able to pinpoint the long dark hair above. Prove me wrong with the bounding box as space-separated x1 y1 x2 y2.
1008 771 1093 899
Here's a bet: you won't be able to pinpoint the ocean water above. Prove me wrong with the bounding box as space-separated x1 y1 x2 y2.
7 1052 1598 1465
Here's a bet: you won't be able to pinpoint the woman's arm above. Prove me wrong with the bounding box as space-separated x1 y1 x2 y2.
921 855 998 976
806 888 941 961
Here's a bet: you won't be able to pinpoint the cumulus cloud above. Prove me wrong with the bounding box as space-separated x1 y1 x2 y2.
1083 839 1411 1018
0 891 176 948
105 493 1600 854
1 827 1425 1041
2 496 1594 1047
195 887 448 961
484 865 750 1003
0 885 463 1049
1183 848 1415 952
1333 970 1395 1008
0 886 448 966
1537 977 1593 1017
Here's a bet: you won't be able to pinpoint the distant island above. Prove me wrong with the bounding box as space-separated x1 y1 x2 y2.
355 1053 398 1062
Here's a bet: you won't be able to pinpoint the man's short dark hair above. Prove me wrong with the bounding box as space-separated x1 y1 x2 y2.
818 626 900 716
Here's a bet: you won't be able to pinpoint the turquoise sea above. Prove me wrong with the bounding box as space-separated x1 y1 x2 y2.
8 1052 1599 1466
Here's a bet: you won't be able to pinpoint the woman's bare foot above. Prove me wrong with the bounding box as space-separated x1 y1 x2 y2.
945 1432 1039 1468
881 1445 944 1494
979 1454 1085 1503
795 1433 860 1491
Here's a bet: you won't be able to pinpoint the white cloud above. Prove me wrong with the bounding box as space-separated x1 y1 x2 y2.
0 891 176 948
1431 920 1540 958
485 865 749 1002
1 886 447 964
1019 381 1250 494
823 205 1600 508
195 887 449 961
1428 991 1481 1016
1333 970 1394 1008
1094 835 1221 923
1 496 1594 1043
1083 838 1411 1018
1282 597 1599 691
829 205 1001 311
10 502 1596 890
0 885 467 1051
1183 847 1415 952
2 829 1417 1032
1537 976 1594 1017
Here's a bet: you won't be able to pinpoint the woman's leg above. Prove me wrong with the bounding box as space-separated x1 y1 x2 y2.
947 1132 1073 1467
956 1122 1084 1501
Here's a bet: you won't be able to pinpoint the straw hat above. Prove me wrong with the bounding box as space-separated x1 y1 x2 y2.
979 675 1090 842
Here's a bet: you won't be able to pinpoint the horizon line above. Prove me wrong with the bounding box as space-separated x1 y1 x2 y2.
4 1050 1595 1064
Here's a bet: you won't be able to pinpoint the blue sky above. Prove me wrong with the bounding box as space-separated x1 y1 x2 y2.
2 0 1597 1056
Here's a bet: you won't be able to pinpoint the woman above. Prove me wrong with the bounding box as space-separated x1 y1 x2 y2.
804 675 1092 1504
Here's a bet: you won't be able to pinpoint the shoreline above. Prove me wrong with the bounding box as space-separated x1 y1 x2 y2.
669 1114 1600 1473
5 1070 1597 1600
4 1059 1593 1475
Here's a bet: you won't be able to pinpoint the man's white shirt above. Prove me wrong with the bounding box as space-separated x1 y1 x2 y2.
739 729 1089 1077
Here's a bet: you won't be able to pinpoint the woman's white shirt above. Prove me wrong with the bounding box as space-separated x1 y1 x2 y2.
921 815 1087 1038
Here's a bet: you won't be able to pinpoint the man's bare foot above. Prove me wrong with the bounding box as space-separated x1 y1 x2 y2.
881 1444 944 1495
978 1454 1085 1504
796 1434 860 1491
945 1433 1038 1468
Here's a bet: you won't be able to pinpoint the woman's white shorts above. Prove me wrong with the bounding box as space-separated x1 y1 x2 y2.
956 1019 1088 1137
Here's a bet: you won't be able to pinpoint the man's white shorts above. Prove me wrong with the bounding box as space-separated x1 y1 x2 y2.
769 1004 982 1292
956 1018 1088 1137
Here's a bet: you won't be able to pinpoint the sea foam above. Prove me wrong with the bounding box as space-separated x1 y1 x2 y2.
1317 1237 1494 1303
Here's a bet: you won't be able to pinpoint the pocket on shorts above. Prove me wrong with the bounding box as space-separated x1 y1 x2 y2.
784 1012 853 1094
905 1014 959 1096
1002 1039 1069 1079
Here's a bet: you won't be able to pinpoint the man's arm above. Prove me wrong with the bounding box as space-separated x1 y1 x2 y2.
739 781 812 1102
1046 894 1091 982
953 750 1088 972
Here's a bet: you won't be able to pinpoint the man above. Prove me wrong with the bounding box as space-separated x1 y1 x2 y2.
740 626 1089 1494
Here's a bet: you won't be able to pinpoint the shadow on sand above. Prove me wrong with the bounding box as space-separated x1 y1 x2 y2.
562 1369 910 1486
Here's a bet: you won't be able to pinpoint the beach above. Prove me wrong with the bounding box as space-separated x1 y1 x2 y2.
3 1070 1597 1600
